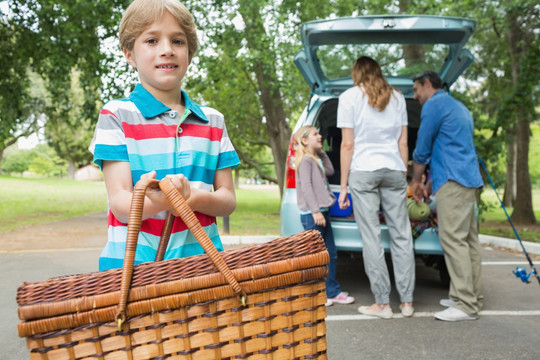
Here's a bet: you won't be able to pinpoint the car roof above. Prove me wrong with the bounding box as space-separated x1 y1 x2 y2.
295 15 476 97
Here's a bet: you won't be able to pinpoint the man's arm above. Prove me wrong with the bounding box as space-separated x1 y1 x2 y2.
411 162 428 202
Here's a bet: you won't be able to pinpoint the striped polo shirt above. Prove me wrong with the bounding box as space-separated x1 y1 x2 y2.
89 84 240 271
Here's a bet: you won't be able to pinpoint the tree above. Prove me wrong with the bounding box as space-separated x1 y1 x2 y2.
1 149 32 175
184 0 363 195
6 0 130 175
0 12 41 168
44 70 96 178
459 0 539 224
27 145 67 177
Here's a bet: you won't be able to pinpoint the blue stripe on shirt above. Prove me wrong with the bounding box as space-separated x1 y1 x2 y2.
99 223 223 271
93 144 129 170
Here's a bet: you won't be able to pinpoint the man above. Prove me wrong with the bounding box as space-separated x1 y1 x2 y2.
411 71 484 321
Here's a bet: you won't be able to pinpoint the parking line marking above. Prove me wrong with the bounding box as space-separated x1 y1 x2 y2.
326 310 540 321
482 261 531 266
0 247 102 254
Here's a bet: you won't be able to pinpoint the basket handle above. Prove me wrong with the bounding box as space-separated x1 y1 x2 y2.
158 177 244 296
155 212 175 261
115 177 245 328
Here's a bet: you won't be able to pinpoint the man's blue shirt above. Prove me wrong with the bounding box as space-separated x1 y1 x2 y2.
413 90 483 194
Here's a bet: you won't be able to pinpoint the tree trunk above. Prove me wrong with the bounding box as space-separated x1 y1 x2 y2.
67 160 76 180
402 45 425 67
511 117 536 224
503 135 516 207
506 10 536 224
238 1 291 197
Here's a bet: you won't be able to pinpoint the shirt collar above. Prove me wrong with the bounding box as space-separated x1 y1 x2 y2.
433 89 447 97
129 83 208 122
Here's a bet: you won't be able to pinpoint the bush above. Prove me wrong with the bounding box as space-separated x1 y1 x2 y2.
1 150 32 174
1 144 67 177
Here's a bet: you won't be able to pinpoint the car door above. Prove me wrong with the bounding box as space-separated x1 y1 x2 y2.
294 15 476 95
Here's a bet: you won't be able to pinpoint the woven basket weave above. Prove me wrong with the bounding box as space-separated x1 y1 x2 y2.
17 177 330 359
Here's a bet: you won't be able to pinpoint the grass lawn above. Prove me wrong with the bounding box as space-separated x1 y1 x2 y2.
0 175 282 235
0 175 108 232
479 188 540 243
223 186 281 235
1 174 539 243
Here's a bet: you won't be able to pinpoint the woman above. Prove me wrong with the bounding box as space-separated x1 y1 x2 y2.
337 56 415 319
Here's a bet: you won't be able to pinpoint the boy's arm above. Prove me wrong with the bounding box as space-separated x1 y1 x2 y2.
102 161 177 223
187 167 236 217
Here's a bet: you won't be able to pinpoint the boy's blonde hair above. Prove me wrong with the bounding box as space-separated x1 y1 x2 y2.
293 126 319 170
119 0 199 62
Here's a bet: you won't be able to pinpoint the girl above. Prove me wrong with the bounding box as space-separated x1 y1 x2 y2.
295 126 354 306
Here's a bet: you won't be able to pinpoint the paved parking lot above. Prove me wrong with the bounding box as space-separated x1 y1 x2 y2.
2 214 539 359
324 248 540 359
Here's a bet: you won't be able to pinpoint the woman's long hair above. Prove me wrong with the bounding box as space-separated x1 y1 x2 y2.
352 56 394 112
293 126 319 171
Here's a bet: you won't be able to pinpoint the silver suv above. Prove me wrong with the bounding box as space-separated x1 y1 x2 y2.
280 15 476 284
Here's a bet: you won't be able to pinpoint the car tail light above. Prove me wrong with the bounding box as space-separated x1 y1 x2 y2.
285 137 297 188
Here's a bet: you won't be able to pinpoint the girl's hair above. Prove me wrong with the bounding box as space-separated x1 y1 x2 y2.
119 0 199 62
351 56 396 112
293 126 319 170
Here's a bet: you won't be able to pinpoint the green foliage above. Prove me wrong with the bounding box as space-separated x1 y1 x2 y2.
4 0 130 174
3 0 538 217
44 69 96 168
1 144 67 176
28 145 68 176
183 0 368 189
0 14 42 155
1 149 32 174
530 124 540 188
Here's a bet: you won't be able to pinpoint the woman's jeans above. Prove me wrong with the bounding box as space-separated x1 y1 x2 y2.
301 211 341 298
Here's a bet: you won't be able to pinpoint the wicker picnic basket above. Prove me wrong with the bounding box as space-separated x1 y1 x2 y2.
17 177 330 360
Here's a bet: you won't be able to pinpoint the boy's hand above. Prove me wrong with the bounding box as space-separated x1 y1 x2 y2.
143 170 167 207
163 174 191 217
143 172 191 216
165 174 191 201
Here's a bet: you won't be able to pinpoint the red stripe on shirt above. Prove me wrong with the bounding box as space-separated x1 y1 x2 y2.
179 123 223 142
123 123 177 140
108 210 126 226
100 108 118 118
108 210 216 237
122 122 223 142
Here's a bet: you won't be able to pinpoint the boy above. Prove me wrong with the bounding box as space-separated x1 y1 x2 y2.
89 0 240 271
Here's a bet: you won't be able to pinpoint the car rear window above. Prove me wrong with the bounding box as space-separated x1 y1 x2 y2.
317 43 449 81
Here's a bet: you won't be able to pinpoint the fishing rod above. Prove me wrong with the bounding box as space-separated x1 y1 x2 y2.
477 155 540 285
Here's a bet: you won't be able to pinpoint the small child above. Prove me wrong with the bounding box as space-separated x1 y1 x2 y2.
89 0 240 271
294 126 354 306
